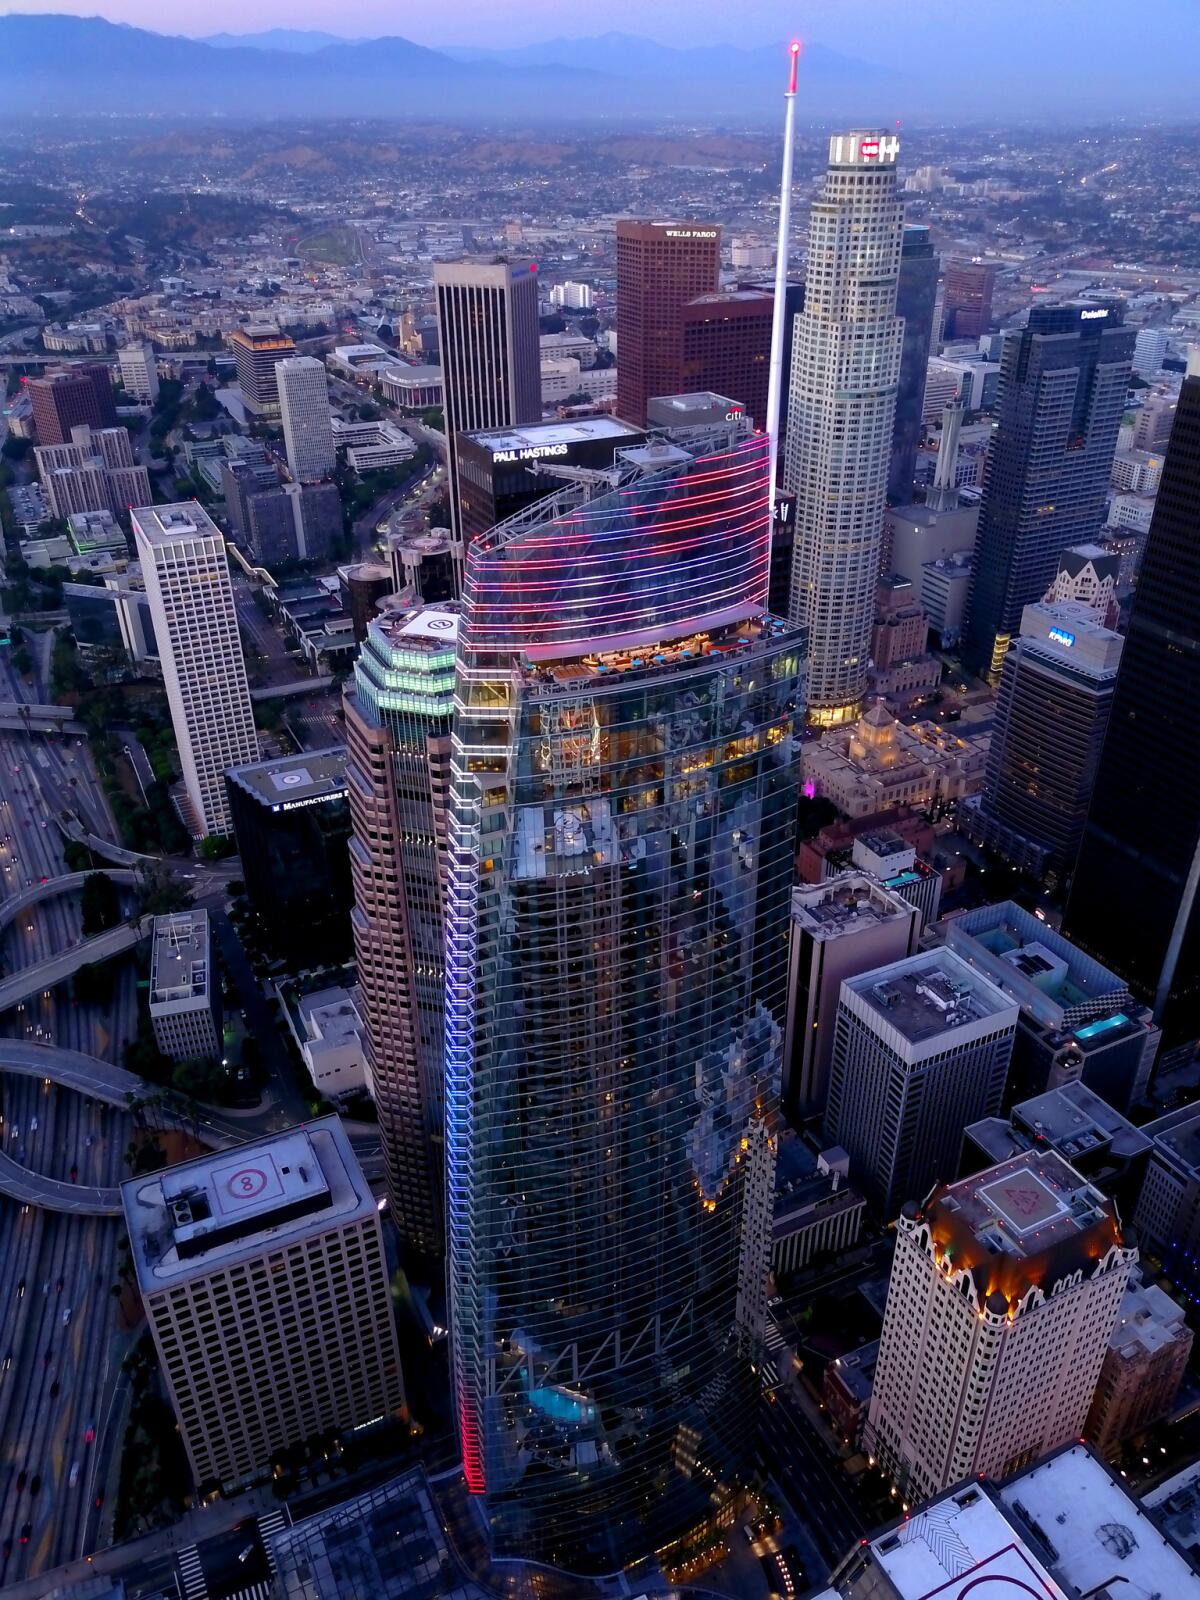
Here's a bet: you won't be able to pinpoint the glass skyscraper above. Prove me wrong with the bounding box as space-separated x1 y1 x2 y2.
962 303 1134 682
445 426 805 1571
344 602 457 1258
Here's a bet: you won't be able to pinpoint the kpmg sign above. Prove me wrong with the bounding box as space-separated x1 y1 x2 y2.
1048 626 1076 648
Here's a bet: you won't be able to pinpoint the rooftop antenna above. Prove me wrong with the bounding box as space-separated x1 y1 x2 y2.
765 37 801 589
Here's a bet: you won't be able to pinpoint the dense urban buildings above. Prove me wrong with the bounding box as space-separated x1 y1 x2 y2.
865 1150 1136 1500
133 502 258 837
962 600 1123 879
122 1118 404 1492
1066 368 1200 1041
453 415 645 545
888 225 939 504
148 909 221 1064
445 421 804 1569
229 324 296 415
784 131 905 725
818 1444 1200 1600
678 289 772 426
934 900 1159 1113
615 218 720 425
434 258 540 569
941 257 998 340
343 601 456 1258
277 355 336 483
1086 1271 1193 1455
27 363 116 442
245 480 341 565
117 341 159 404
225 748 354 967
783 873 921 1120
825 948 1017 1217
963 303 1135 681
1135 1104 1200 1302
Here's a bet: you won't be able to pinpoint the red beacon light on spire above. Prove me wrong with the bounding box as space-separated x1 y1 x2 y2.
788 39 801 96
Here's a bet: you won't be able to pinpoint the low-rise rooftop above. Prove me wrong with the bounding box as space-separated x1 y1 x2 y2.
462 415 641 455
149 910 210 1008
844 948 1015 1050
792 872 916 940
122 1117 373 1290
226 747 347 812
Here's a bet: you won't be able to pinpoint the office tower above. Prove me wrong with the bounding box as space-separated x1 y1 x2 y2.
446 424 804 1570
1135 1104 1200 1300
1132 389 1177 449
148 910 221 1063
35 427 150 522
1133 326 1170 380
865 1150 1135 1500
1044 541 1121 625
678 290 773 427
942 257 997 340
784 873 920 1120
825 948 1016 1217
220 455 280 542
963 601 1122 880
118 342 159 404
549 279 593 310
1086 1271 1192 1455
434 259 540 570
962 304 1135 681
740 278 806 444
341 561 393 642
388 529 456 605
837 1444 1200 1599
246 481 341 566
454 415 645 546
343 601 456 1258
27 366 114 443
888 225 939 504
277 356 335 483
851 829 943 930
935 901 1159 1115
784 131 905 726
230 324 297 415
122 1117 404 1492
133 503 258 837
963 1081 1152 1222
615 219 720 426
1065 372 1200 1039
225 749 353 967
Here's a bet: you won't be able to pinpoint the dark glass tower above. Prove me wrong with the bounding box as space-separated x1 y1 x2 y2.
445 425 805 1572
887 225 939 506
963 304 1134 681
1065 373 1200 1042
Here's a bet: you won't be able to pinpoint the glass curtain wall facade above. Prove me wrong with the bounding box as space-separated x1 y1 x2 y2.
345 605 456 1258
444 428 805 1573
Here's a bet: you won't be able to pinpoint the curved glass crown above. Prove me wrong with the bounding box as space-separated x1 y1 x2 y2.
466 431 771 658
445 430 805 1573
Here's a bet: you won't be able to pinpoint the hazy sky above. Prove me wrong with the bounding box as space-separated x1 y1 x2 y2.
0 0 1194 58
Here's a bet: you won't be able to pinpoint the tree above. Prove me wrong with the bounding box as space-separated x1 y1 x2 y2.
80 871 121 936
9 645 32 675
199 834 236 860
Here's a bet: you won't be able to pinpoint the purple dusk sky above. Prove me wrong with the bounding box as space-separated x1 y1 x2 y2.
1 0 1187 56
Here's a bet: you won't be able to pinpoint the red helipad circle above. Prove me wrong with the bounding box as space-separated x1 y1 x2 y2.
227 1167 268 1199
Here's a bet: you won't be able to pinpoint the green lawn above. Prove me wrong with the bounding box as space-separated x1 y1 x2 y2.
295 226 359 266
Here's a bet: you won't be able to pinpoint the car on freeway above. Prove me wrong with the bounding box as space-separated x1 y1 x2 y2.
19 1522 30 1546
69 1462 80 1488
2 1351 10 1370
62 1307 71 1326
84 1420 95 1443
29 1475 40 1496
2 1536 11 1558
16 1469 26 1490
49 1381 59 1398
16 1279 24 1298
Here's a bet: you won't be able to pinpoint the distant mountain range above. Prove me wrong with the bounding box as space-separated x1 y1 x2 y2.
1 14 1191 121
0 14 906 122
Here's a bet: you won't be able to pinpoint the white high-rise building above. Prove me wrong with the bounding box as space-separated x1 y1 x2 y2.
122 1117 405 1492
277 355 335 483
118 342 159 404
1133 326 1170 380
785 130 906 725
133 503 258 837
824 947 1018 1217
864 1149 1136 1503
549 280 593 310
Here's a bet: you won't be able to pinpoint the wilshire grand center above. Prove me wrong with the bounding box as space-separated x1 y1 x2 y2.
444 421 805 1571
